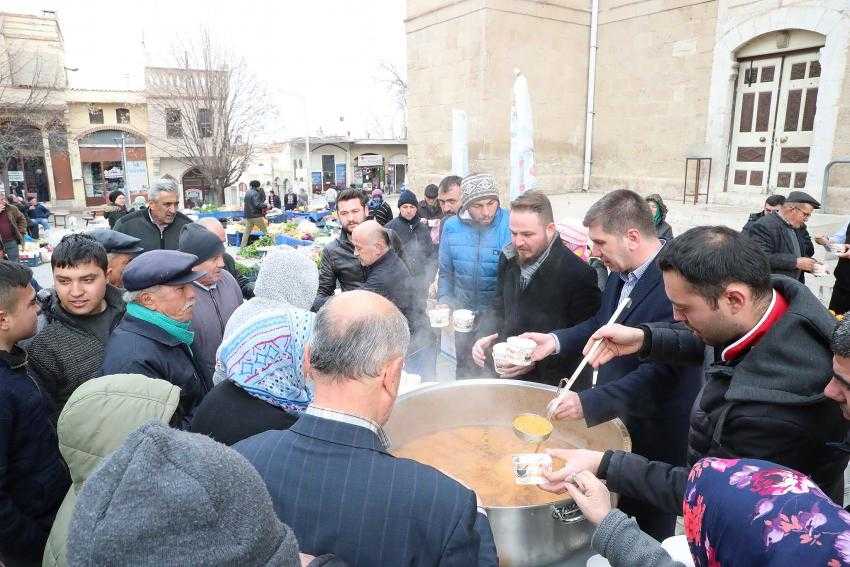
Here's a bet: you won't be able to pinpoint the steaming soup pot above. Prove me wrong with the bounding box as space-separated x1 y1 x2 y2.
385 379 631 567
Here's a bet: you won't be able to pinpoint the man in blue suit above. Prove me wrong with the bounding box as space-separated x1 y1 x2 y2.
522 189 702 540
235 290 498 566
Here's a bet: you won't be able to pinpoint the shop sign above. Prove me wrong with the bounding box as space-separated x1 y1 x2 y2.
357 154 383 167
311 171 322 188
7 171 24 182
104 167 124 179
125 161 148 191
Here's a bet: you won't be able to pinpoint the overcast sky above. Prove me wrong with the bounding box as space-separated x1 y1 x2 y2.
6 0 407 140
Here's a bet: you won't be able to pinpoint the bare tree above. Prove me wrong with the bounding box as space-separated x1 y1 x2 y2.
376 60 407 138
146 30 272 205
0 41 66 191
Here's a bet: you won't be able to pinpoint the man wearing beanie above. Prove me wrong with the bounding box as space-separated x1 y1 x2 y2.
243 179 269 248
386 190 437 293
418 184 443 222
66 422 330 566
437 173 511 377
178 223 243 384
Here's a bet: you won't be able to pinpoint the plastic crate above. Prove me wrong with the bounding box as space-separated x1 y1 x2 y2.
20 255 42 267
226 233 241 246
274 234 313 247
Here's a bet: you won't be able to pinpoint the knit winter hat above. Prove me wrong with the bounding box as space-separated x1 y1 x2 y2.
371 188 383 198
66 422 301 567
397 190 418 209
253 248 319 310
179 222 225 263
460 173 499 214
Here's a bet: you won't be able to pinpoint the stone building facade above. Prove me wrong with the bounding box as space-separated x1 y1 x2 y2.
405 0 850 212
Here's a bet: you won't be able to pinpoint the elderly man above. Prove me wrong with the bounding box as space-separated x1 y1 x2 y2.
438 173 511 377
178 223 243 384
475 191 601 385
101 250 208 427
28 234 127 418
352 220 433 377
544 226 848 521
235 291 497 566
197 217 253 298
748 190 820 282
114 178 193 252
0 193 27 262
521 189 701 540
88 229 144 290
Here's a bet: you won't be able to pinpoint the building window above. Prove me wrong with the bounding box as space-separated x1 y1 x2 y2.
165 108 182 138
88 108 104 124
116 108 130 124
197 108 212 138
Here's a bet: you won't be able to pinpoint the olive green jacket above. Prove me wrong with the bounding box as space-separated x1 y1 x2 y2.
42 374 180 567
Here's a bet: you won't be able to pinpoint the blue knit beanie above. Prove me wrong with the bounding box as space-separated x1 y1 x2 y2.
397 190 418 208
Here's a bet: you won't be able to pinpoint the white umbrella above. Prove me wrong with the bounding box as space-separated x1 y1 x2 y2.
509 69 537 200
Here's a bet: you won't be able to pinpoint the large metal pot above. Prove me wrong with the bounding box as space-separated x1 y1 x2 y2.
385 379 631 567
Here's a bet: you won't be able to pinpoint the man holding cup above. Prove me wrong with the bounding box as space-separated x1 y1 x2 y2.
815 217 850 314
437 174 511 378
473 191 601 385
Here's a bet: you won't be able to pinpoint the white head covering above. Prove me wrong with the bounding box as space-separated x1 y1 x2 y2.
253 248 319 310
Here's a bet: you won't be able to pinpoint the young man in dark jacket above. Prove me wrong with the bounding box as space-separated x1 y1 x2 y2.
521 190 702 540
113 179 192 252
0 261 71 565
102 250 209 428
352 220 433 378
748 191 820 282
475 191 601 386
241 180 268 248
27 234 126 419
543 226 849 512
418 184 443 221
385 189 436 291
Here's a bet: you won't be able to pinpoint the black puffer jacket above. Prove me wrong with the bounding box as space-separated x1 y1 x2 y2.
311 228 408 311
600 276 848 511
113 209 193 252
385 214 436 290
27 286 125 419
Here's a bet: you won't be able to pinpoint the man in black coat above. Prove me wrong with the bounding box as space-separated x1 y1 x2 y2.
475 191 601 386
352 220 433 378
241 180 268 248
543 226 849 513
385 189 436 292
742 194 785 232
102 250 209 428
522 190 702 540
748 191 820 282
0 261 70 565
114 179 192 252
312 188 406 312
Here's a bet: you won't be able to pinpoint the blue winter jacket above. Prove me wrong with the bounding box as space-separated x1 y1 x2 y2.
437 208 511 312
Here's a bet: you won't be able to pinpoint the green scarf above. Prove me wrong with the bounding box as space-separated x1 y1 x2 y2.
126 302 195 345
652 208 663 226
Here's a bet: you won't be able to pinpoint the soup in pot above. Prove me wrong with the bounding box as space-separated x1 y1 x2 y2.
392 425 571 507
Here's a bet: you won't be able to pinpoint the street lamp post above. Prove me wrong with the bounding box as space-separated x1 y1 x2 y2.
113 133 129 200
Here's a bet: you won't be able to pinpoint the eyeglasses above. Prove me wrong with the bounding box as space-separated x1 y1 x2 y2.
793 206 812 220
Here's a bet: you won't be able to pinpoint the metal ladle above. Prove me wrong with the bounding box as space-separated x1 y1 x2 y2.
512 412 555 452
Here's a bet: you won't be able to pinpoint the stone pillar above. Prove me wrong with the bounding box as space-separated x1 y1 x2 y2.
68 137 87 207
41 130 57 202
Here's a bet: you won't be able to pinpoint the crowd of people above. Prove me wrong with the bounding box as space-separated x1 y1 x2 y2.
2 169 850 567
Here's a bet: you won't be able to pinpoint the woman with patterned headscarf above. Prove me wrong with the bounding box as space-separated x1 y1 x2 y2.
191 248 319 445
547 457 850 566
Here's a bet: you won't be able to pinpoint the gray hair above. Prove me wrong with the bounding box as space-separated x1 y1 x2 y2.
309 295 410 382
123 285 161 304
149 178 178 201
583 189 656 237
832 318 850 358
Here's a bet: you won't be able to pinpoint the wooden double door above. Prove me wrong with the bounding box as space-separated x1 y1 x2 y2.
728 49 821 192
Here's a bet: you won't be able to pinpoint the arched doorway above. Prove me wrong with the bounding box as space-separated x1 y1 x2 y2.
181 168 211 208
78 129 148 206
726 30 826 194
